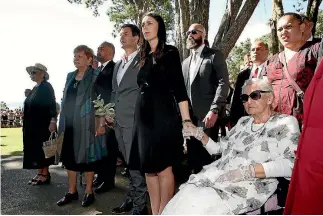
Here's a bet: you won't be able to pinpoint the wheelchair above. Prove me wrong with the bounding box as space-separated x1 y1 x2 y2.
244 177 289 215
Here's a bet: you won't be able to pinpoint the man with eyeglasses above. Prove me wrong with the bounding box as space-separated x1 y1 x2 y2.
182 23 229 174
230 40 269 128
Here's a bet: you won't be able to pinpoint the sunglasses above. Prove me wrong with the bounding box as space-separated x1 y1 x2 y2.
186 29 204 36
29 70 41 75
240 90 271 103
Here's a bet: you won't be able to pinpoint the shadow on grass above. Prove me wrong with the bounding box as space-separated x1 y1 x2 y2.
1 144 7 146
9 151 24 156
1 136 7 138
1 151 24 159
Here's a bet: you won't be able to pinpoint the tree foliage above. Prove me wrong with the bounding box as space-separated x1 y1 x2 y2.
315 10 323 36
0 101 7 110
106 0 174 37
226 38 251 81
67 0 105 17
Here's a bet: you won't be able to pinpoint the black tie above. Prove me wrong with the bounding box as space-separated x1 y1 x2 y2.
98 65 104 71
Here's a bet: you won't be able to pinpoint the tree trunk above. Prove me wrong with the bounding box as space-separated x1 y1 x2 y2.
190 0 210 34
212 0 260 58
178 0 190 60
174 0 184 60
306 0 323 36
270 0 284 54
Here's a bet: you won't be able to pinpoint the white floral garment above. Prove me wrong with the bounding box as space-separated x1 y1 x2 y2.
163 114 300 215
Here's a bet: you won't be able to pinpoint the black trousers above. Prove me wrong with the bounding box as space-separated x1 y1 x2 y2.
96 128 118 185
186 118 221 173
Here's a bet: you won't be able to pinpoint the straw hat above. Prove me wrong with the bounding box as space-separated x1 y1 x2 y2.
26 63 49 80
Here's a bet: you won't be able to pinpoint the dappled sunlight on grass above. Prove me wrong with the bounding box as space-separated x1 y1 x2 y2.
0 128 23 156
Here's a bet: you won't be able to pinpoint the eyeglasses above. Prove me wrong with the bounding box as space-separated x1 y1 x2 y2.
186 29 204 36
240 90 271 103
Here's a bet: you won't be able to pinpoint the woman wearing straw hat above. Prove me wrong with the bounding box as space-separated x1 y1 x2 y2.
23 63 57 185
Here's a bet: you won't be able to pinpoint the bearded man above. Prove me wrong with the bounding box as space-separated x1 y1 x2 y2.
182 23 229 173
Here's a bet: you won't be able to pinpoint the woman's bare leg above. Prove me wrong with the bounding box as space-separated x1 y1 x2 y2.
146 173 161 215
67 170 77 193
85 171 95 194
158 166 174 214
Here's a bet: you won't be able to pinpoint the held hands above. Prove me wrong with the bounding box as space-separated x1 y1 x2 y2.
203 111 218 128
215 165 255 183
105 115 115 128
182 126 204 141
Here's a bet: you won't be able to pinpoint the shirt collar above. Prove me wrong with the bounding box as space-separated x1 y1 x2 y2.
101 60 111 69
307 35 314 41
193 44 205 57
122 50 139 62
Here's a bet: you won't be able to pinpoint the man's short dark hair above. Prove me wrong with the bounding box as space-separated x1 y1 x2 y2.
101 41 115 55
121 24 140 37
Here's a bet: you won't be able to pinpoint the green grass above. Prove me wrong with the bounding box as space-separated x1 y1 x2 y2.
0 128 23 156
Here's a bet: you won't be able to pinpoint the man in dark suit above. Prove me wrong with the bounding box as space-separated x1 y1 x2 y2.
110 24 148 215
182 23 229 173
301 15 322 44
230 40 269 127
93 41 118 194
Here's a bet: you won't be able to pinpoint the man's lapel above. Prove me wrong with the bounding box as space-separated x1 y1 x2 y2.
112 60 122 88
191 47 206 84
118 53 139 87
183 56 191 87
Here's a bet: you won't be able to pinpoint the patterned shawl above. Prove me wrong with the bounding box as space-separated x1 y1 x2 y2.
58 67 107 164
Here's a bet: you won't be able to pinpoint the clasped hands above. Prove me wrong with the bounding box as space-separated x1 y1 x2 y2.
95 115 115 136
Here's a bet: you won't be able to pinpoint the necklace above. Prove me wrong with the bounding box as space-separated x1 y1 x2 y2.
250 112 275 132
73 79 81 88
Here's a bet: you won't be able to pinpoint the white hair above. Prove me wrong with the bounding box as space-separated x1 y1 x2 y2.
242 78 273 93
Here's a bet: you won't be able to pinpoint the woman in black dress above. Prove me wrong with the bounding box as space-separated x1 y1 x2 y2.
132 12 194 214
23 63 57 185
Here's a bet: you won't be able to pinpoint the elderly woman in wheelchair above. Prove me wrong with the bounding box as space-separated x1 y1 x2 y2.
162 79 300 215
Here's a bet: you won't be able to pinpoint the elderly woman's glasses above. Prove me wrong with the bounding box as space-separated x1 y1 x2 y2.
186 29 204 36
240 90 271 103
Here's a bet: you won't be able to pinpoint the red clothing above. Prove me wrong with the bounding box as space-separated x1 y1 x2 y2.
284 58 323 214
265 42 320 123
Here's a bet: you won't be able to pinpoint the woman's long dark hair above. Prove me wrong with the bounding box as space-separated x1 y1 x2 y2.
139 12 167 67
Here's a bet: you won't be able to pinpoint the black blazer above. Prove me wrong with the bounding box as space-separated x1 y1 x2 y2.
95 61 115 104
182 46 229 121
229 67 251 127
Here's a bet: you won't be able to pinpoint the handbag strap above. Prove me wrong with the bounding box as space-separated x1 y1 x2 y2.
278 52 304 99
49 131 58 141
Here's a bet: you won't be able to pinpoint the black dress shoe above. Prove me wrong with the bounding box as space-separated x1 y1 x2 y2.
81 193 95 207
131 207 148 215
111 199 133 214
94 182 115 194
57 192 79 206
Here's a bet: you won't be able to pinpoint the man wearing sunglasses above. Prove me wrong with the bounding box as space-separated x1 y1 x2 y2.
182 23 229 173
230 40 269 128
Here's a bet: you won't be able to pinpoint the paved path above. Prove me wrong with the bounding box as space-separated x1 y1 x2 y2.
1 155 129 215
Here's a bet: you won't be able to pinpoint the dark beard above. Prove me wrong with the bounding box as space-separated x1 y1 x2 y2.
186 37 203 49
97 55 104 63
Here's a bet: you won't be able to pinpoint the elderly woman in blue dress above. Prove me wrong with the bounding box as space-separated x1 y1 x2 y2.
57 45 107 207
162 78 300 215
